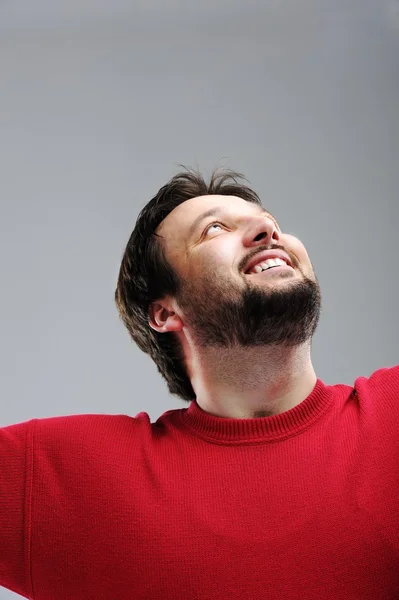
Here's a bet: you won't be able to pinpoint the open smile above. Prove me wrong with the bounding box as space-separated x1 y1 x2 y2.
246 264 294 276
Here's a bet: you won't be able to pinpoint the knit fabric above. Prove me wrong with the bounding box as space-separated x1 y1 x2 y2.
1 366 398 599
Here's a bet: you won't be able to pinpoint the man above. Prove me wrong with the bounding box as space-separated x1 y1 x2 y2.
1 167 398 600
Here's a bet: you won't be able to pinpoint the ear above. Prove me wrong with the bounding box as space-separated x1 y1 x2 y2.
148 301 183 333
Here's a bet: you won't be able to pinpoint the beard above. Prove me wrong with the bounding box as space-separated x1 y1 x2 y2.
175 266 322 348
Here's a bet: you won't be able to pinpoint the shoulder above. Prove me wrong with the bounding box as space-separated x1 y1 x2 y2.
33 413 144 442
354 364 399 391
1 413 144 451
353 364 399 410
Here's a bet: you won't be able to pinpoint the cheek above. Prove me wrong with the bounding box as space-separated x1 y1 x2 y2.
189 245 237 286
283 235 312 269
201 241 233 269
185 251 219 281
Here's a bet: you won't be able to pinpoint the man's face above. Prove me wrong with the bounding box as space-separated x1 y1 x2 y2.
156 194 321 348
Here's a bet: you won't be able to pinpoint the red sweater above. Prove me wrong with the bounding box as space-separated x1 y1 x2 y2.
1 366 398 600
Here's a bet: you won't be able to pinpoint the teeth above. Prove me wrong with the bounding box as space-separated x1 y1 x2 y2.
251 258 287 274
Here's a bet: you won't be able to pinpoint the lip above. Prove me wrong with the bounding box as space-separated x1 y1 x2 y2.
251 264 291 276
243 250 293 274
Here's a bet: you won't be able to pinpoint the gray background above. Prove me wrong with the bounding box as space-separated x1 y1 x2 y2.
0 0 398 596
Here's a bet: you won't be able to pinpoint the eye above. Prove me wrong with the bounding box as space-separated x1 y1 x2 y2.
204 222 224 235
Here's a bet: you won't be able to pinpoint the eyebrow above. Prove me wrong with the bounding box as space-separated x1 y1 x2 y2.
188 205 274 239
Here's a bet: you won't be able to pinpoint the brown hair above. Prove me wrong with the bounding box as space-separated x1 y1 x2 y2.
115 166 262 402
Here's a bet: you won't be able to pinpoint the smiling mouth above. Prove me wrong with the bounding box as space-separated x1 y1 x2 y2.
245 257 294 275
246 264 294 276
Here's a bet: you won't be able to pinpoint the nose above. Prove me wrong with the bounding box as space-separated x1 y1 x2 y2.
242 216 280 247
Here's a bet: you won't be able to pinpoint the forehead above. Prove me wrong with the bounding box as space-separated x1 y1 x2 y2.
158 194 272 240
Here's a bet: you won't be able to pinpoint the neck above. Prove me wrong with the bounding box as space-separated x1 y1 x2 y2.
185 340 317 419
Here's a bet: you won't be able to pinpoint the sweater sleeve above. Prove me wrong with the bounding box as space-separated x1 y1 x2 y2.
0 419 35 599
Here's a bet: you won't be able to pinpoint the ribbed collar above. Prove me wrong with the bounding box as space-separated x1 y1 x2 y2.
180 378 334 444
